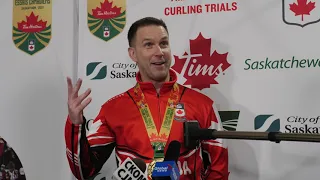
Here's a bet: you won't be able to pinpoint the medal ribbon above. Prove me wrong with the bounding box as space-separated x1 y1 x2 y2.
132 83 179 158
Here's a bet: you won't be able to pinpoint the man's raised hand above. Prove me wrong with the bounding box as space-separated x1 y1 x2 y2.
67 77 92 125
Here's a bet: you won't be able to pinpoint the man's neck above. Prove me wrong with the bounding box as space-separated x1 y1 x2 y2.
153 81 163 94
140 75 170 94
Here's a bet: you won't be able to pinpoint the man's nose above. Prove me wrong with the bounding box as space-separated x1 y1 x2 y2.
154 45 164 56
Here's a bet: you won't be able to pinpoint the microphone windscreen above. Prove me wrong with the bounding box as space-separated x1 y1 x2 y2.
111 158 147 180
164 140 181 162
132 158 147 172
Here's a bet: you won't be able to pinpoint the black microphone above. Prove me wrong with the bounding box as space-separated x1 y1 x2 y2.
151 140 181 180
184 120 320 149
132 158 147 172
164 140 181 162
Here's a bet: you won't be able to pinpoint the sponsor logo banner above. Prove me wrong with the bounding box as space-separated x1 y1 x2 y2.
87 0 126 42
13 0 52 55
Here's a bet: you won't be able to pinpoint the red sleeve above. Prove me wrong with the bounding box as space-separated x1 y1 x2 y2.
201 103 229 180
64 105 116 179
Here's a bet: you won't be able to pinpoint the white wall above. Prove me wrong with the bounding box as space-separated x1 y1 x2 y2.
0 0 76 179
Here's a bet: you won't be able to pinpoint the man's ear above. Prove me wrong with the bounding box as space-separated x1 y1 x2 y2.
128 47 138 63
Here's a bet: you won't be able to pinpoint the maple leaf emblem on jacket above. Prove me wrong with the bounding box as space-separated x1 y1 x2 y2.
87 119 103 137
172 33 231 90
289 0 316 21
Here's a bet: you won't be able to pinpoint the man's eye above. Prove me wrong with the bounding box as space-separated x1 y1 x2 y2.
145 42 152 47
161 41 168 45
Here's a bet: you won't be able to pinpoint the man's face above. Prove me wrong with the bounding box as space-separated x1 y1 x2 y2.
128 25 171 82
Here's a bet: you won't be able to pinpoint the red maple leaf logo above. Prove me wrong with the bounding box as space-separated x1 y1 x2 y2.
159 133 167 142
150 133 167 143
289 0 316 21
17 12 47 33
150 133 158 140
133 90 146 105
92 0 122 19
169 93 178 101
172 33 231 90
176 109 183 114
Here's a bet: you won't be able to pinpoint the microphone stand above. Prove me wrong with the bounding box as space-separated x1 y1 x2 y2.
184 121 320 149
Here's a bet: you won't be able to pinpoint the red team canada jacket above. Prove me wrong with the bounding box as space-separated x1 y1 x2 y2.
65 69 229 180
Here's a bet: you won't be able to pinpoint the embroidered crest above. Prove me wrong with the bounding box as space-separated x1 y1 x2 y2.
174 103 186 122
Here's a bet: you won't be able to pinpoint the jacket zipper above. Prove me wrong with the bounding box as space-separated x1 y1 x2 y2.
156 84 163 132
157 93 161 131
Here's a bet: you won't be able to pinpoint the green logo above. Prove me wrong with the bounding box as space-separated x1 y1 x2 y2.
254 114 280 132
218 111 240 131
87 0 126 42
86 62 107 80
13 3 52 55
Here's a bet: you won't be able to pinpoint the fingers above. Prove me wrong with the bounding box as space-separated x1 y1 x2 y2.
66 77 83 100
78 97 92 111
74 88 91 106
72 78 83 99
66 77 92 113
67 77 73 98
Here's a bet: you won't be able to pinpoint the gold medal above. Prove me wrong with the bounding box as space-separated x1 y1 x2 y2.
147 158 164 178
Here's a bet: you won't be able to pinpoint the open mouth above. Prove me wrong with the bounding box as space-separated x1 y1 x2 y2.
152 62 165 65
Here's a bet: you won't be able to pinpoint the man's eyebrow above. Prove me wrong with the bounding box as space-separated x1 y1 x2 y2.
161 36 169 40
142 38 152 42
141 36 168 43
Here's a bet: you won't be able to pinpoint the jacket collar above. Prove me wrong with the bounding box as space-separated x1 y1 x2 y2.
136 69 177 95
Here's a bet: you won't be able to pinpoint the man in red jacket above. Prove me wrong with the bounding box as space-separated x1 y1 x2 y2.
65 17 229 180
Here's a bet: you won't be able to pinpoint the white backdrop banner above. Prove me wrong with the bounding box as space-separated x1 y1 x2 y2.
75 0 320 180
0 0 76 179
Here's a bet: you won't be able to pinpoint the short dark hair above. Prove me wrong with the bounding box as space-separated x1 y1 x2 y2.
127 17 169 47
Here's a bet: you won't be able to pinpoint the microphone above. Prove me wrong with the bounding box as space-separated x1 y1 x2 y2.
132 158 147 173
151 141 181 180
112 157 147 180
184 120 320 149
164 141 180 162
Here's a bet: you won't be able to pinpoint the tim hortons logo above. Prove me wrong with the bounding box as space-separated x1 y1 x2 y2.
171 33 231 90
87 0 126 42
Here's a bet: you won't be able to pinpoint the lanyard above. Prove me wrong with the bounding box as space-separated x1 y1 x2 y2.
132 83 180 158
